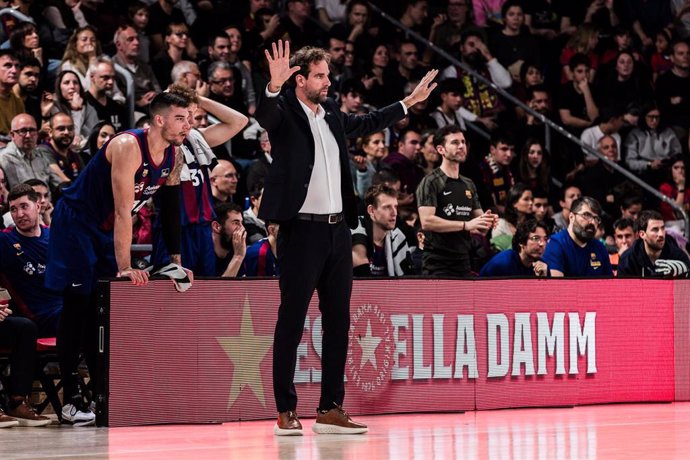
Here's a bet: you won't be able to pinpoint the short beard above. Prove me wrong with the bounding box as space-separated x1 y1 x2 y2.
573 222 596 242
220 232 234 252
305 88 327 105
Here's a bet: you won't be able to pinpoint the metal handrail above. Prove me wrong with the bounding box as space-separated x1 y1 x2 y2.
368 2 690 236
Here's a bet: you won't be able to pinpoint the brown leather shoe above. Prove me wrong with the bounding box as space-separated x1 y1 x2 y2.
273 411 303 436
0 408 19 428
312 405 368 434
6 398 51 427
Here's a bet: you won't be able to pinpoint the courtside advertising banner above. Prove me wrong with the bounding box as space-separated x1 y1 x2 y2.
101 278 678 427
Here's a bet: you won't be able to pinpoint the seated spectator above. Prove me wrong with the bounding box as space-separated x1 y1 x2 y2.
419 129 441 176
330 0 373 60
553 184 582 231
531 187 554 232
558 53 599 137
210 159 240 204
23 179 54 229
655 40 690 144
50 70 99 149
9 21 47 66
315 0 347 30
595 51 653 110
12 57 45 128
440 29 512 129
625 104 682 185
609 217 636 274
0 310 51 427
429 78 474 130
352 184 413 277
35 113 84 182
86 57 129 132
478 133 515 213
516 138 550 194
659 155 690 222
383 40 427 107
152 21 193 90
0 184 62 337
480 218 550 277
0 50 24 136
339 78 365 115
618 210 690 278
170 60 203 90
246 129 272 194
489 1 541 80
417 125 497 277
542 196 613 277
243 183 267 245
491 183 534 251
560 24 600 83
59 25 100 90
383 128 425 204
600 26 641 65
244 222 279 277
575 135 627 216
212 202 246 277
619 194 643 221
128 1 152 63
362 43 392 109
651 30 673 82
112 24 161 111
0 114 68 190
80 121 115 165
580 106 624 161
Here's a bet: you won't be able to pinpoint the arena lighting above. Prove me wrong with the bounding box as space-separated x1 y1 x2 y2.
95 278 690 427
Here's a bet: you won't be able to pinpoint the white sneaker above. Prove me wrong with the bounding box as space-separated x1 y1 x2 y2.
61 403 96 427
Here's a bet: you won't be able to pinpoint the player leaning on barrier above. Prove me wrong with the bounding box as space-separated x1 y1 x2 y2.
45 91 195 426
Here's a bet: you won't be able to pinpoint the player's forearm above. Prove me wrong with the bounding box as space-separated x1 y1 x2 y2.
420 215 464 233
113 213 133 271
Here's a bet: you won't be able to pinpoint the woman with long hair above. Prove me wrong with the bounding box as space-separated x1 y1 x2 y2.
517 139 550 193
59 25 101 90
595 50 652 109
419 129 441 176
659 155 690 222
50 70 99 149
491 183 534 250
362 43 391 109
352 131 388 198
9 21 43 64
80 120 116 165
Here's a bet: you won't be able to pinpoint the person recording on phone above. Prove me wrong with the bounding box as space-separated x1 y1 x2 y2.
480 218 550 277
417 125 498 277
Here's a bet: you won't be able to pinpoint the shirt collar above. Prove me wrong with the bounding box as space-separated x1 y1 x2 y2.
297 97 325 120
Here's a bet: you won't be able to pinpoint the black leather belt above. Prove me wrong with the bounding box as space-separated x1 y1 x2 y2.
296 212 344 224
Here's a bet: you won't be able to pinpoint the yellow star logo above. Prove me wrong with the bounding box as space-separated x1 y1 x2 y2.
216 296 273 409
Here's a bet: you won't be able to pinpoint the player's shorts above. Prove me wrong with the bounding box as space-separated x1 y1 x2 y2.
151 222 215 276
45 201 117 295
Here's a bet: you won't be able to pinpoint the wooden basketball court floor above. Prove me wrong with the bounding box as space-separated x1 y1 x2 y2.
4 402 690 459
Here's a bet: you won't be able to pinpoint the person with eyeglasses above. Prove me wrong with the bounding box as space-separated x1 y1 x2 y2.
35 112 85 182
210 159 240 204
153 22 194 90
618 210 690 278
0 113 69 190
541 196 613 277
147 0 188 57
480 218 550 277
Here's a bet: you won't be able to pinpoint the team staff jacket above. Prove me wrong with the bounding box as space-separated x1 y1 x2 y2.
254 87 406 229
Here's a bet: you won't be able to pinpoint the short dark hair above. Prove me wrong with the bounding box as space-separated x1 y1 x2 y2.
460 28 485 46
620 194 643 210
18 56 41 71
526 84 549 102
0 49 18 61
501 0 523 19
341 78 365 98
208 31 230 47
8 184 39 203
568 53 590 71
23 178 48 189
213 202 243 226
490 131 514 148
433 124 463 148
570 196 602 216
438 78 462 95
149 90 192 116
613 217 634 232
635 210 664 233
513 218 549 253
289 46 331 86
365 184 398 208
560 182 580 201
248 182 264 199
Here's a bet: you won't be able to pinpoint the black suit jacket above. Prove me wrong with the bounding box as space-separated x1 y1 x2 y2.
254 87 406 228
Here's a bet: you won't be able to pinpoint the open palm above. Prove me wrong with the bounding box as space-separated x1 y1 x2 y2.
264 40 301 89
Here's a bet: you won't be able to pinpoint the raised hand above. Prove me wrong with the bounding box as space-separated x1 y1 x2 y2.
403 69 439 108
264 40 301 92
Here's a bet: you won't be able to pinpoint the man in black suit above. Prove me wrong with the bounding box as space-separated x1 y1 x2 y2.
255 40 436 436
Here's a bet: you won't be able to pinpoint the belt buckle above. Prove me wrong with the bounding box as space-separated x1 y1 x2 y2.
328 214 338 224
